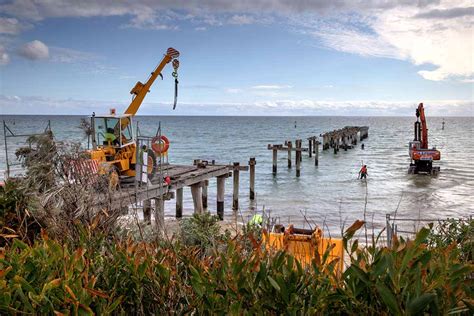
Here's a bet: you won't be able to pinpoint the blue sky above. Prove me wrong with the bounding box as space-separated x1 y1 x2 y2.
0 0 472 116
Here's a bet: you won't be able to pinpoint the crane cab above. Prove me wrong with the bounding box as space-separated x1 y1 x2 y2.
89 112 138 177
91 113 135 150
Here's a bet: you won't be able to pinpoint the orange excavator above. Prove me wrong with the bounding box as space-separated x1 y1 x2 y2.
408 103 440 175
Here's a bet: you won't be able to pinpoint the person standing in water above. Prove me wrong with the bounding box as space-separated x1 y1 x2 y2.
359 165 368 179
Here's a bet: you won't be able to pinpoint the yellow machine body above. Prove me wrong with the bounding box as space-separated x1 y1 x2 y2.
87 47 180 180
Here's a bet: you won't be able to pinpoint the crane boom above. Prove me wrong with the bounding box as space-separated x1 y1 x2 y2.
124 47 180 115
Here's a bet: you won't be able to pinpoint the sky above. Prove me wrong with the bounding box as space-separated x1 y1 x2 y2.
0 0 473 116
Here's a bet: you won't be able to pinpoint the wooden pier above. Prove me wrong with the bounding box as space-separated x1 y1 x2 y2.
321 126 369 153
267 126 368 176
110 159 255 228
267 137 319 177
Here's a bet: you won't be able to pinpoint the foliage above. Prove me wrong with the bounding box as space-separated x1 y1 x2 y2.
0 220 472 315
179 212 227 251
0 179 41 246
9 134 123 244
426 218 474 263
343 221 473 315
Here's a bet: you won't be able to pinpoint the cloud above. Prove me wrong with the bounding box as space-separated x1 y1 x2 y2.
229 14 256 25
226 88 243 94
252 84 292 90
295 1 473 81
373 4 473 81
414 7 474 19
0 0 470 82
2 94 471 116
0 45 10 65
18 40 49 60
0 17 23 34
49 46 97 63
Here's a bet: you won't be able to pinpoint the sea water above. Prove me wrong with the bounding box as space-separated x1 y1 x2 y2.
1 115 473 235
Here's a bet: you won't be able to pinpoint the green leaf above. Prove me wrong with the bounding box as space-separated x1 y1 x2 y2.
408 293 435 315
376 283 401 315
414 227 431 245
267 276 280 292
347 265 369 285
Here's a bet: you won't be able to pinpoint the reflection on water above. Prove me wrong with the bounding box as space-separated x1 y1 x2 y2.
1 115 473 235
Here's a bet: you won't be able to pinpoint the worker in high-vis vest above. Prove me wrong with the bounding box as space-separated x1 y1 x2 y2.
359 165 368 179
104 128 118 146
249 214 263 227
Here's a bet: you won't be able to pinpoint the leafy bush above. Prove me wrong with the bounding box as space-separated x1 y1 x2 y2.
0 179 41 246
426 218 473 263
179 212 227 250
1 221 472 314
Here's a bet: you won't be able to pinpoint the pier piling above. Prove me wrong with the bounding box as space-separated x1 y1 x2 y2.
176 187 183 218
154 197 164 233
249 157 256 200
296 140 301 177
287 141 292 168
202 180 208 210
143 199 151 224
272 147 278 175
315 140 319 166
216 176 225 220
191 184 203 214
233 162 240 211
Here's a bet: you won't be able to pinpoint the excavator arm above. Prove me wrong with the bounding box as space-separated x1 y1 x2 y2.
417 103 428 149
124 47 180 115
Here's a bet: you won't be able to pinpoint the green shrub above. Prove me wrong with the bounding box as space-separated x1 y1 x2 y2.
427 218 474 263
1 221 472 314
179 212 226 250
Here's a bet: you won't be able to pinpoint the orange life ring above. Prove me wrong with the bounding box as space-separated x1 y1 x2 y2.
152 135 170 154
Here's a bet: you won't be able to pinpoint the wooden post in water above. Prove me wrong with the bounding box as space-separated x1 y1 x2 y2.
308 139 312 158
296 140 301 177
202 180 208 210
154 197 164 233
249 158 256 200
272 147 278 175
143 199 151 224
300 141 303 162
313 138 317 154
315 140 319 166
216 176 225 220
191 184 203 214
176 187 183 218
233 162 240 211
287 141 292 168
